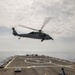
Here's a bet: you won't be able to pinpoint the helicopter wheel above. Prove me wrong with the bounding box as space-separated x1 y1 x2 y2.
18 37 20 39
41 39 44 42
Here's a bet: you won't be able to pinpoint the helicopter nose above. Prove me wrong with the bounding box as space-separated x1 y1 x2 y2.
49 36 53 40
51 38 54 40
45 34 53 40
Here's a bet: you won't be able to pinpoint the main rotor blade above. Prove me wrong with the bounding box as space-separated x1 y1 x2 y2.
41 17 51 30
18 24 39 31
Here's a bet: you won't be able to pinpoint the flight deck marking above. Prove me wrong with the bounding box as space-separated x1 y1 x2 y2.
4 66 63 69
24 60 51 64
4 57 75 70
24 59 75 70
4 56 17 68
5 65 75 69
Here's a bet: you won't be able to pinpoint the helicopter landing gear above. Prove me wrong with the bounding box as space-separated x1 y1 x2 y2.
18 37 20 39
41 39 44 42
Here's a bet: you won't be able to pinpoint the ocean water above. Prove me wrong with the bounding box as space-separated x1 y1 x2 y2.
0 51 17 62
0 51 75 62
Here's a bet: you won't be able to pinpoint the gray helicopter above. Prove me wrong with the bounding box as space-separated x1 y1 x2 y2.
12 18 53 42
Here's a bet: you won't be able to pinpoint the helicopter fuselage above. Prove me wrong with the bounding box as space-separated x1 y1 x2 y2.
12 28 53 42
18 32 52 40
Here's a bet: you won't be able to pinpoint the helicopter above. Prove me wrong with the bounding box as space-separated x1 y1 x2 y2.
12 18 53 42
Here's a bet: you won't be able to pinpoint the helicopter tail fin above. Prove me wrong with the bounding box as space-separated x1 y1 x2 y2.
12 27 18 36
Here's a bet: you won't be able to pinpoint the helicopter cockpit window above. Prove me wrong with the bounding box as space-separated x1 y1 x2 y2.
29 32 35 34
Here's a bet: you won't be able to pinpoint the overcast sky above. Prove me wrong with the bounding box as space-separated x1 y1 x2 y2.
0 0 75 56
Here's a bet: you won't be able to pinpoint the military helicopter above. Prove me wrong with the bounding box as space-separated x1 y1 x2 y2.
12 18 53 42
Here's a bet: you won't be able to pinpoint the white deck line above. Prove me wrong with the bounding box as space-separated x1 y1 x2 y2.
24 60 52 64
5 65 75 69
4 56 17 68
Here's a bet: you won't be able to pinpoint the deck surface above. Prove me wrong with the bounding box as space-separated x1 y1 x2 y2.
0 55 75 75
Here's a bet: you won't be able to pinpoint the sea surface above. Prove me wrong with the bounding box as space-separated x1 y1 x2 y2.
0 51 75 62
